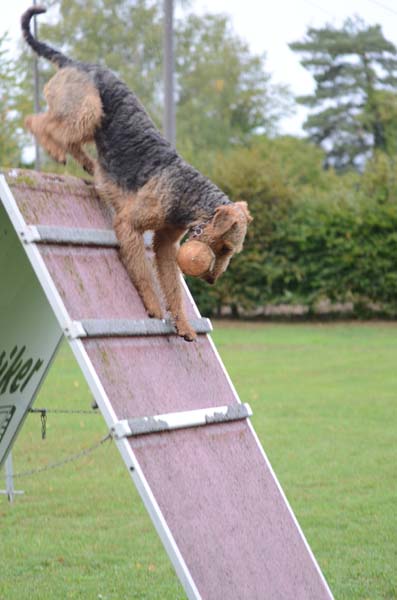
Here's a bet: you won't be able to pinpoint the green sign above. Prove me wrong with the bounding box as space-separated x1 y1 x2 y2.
0 195 62 467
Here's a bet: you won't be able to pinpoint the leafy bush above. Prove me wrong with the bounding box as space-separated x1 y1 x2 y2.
188 141 397 317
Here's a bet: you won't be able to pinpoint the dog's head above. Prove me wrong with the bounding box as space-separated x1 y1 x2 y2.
194 201 253 285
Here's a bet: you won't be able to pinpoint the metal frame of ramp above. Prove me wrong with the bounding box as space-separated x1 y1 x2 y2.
0 169 333 600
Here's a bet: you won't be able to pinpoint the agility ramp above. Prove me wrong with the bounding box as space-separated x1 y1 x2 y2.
0 169 333 600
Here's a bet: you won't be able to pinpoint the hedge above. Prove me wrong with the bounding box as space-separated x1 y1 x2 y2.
187 143 397 317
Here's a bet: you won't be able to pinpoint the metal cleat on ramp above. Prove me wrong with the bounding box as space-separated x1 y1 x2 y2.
0 169 333 600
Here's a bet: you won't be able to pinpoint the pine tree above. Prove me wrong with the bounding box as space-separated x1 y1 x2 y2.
290 17 397 170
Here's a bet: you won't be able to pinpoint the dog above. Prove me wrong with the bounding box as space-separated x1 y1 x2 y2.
22 6 252 341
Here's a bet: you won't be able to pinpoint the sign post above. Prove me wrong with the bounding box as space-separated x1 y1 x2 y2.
0 452 24 502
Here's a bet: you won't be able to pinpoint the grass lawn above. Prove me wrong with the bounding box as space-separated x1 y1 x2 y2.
1 321 396 599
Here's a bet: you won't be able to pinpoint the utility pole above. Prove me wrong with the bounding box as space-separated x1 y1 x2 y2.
163 0 176 146
33 0 41 170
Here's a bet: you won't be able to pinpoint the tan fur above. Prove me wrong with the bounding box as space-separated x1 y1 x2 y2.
25 68 103 175
195 202 253 284
153 227 191 338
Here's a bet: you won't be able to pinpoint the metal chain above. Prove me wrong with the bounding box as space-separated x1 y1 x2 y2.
12 434 112 479
29 407 100 440
41 410 47 440
29 408 99 415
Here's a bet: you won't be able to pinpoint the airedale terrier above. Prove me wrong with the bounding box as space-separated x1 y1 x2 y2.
22 6 252 341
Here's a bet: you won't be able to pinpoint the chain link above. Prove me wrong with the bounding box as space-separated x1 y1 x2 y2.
12 434 112 479
41 410 47 440
29 408 99 415
7 405 109 479
29 407 100 439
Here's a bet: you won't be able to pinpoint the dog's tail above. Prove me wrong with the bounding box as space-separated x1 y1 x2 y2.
21 6 72 68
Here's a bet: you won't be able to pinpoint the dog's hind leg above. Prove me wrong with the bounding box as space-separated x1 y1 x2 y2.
25 112 95 173
32 68 103 173
25 113 67 164
153 229 196 341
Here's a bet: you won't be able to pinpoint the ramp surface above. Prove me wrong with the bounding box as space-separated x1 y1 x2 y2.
0 169 333 600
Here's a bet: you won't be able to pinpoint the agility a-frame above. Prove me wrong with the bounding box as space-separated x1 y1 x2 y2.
0 169 333 600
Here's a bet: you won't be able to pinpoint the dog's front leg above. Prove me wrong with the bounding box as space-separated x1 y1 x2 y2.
113 209 163 320
153 229 196 342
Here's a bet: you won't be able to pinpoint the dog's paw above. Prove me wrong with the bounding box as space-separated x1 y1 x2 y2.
49 150 67 165
175 320 197 342
83 161 95 176
182 330 197 342
147 306 163 320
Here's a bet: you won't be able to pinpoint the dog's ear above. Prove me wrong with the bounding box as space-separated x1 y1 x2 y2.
212 206 239 236
235 201 253 223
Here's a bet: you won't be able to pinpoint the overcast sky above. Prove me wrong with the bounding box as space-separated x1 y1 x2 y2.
3 0 397 134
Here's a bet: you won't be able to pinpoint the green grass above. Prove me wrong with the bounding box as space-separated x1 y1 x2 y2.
1 322 397 599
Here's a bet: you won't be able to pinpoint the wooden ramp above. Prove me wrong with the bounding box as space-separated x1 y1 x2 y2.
0 169 333 600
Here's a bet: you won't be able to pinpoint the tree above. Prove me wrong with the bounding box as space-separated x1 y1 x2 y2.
290 17 397 171
175 13 291 162
362 89 397 157
0 33 22 167
16 0 292 170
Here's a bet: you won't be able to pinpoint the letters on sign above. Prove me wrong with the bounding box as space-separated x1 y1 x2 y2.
0 405 16 443
0 345 44 396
